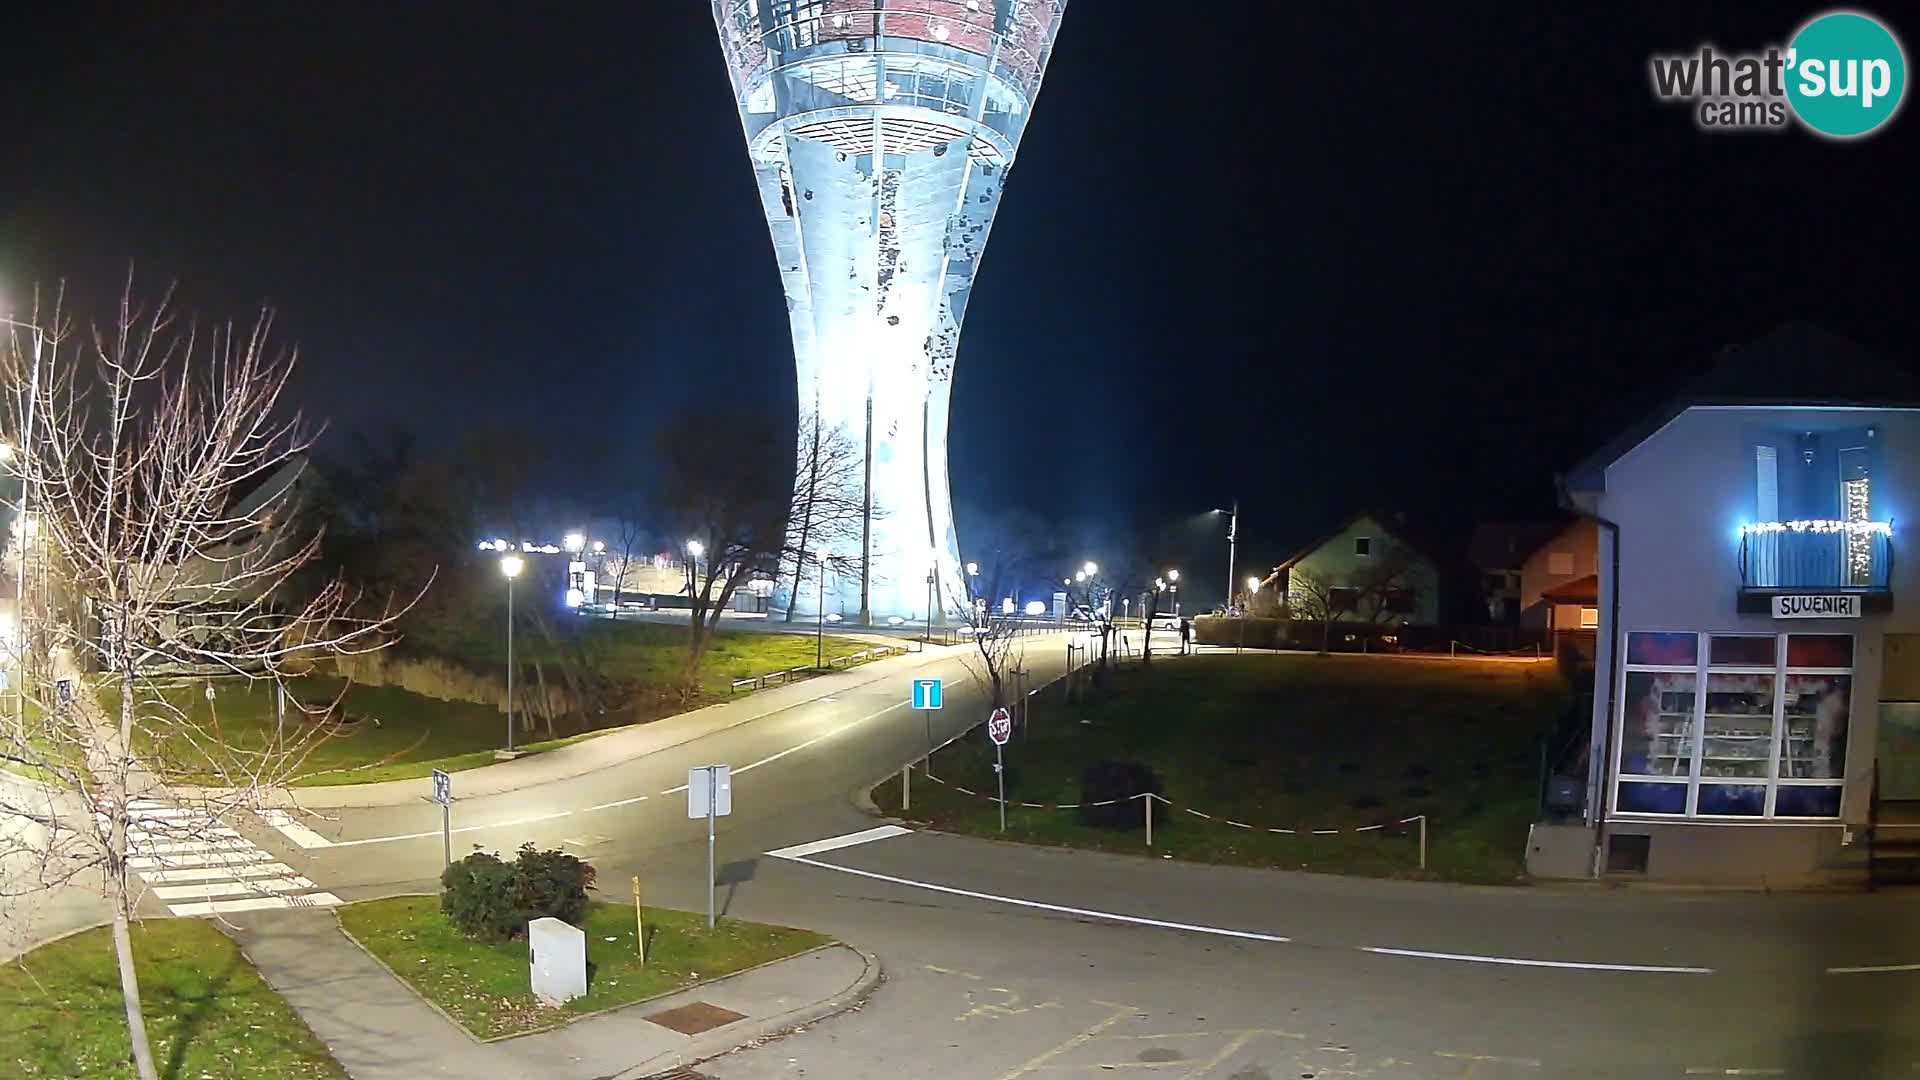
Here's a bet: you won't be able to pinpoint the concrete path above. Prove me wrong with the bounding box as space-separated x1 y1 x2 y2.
221 907 878 1080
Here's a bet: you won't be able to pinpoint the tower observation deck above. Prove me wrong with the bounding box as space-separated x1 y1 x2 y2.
711 1 1069 623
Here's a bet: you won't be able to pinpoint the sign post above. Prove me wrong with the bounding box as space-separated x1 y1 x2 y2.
912 678 943 776
688 765 733 928
631 875 646 966
431 768 452 867
987 707 1012 833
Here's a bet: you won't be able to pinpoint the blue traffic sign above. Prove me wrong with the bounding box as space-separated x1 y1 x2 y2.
912 678 943 710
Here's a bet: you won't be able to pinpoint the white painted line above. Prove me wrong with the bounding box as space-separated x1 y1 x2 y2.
130 850 279 872
737 701 912 776
323 809 574 849
262 810 335 849
1827 962 1920 974
1360 946 1711 974
131 839 258 857
151 876 315 900
580 795 649 812
142 862 299 884
766 825 912 860
1684 1069 1784 1076
168 891 341 917
771 853 1290 943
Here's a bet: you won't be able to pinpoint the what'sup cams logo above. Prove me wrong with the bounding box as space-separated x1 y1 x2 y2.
1650 9 1906 138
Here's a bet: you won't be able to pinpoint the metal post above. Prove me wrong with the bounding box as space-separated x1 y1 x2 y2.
923 707 934 776
441 802 451 868
1225 499 1238 620
816 553 825 668
994 742 1006 833
275 682 287 749
505 575 516 754
1418 815 1428 870
901 763 911 811
1143 793 1154 847
706 770 717 928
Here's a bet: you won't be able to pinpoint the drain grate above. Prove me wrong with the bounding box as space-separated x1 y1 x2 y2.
644 1001 747 1035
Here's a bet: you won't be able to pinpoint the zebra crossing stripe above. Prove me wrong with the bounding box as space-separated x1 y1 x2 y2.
166 892 343 917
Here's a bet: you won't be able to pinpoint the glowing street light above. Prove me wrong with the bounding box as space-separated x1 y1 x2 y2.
1083 561 1098 577
686 539 704 558
1247 576 1261 593
500 555 524 753
1074 571 1086 583
590 540 605 554
966 562 979 576
563 532 585 553
1167 569 1179 582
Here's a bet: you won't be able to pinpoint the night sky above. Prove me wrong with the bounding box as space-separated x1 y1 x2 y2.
3 3 1916 595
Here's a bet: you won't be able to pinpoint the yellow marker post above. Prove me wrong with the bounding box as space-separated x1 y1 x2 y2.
631 875 646 966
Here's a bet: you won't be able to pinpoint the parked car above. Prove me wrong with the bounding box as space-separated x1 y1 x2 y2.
1149 611 1181 631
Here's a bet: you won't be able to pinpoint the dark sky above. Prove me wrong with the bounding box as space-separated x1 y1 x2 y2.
3 3 1916 593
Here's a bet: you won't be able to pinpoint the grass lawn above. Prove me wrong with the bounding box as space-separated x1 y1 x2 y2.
875 654 1567 884
0 920 345 1079
429 619 885 700
337 896 834 1039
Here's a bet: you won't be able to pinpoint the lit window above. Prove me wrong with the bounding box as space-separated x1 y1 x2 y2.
1579 607 1599 629
1614 631 1849 820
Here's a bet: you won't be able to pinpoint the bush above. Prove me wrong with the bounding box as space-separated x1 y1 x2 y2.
440 843 598 942
1078 760 1163 829
1192 617 1282 649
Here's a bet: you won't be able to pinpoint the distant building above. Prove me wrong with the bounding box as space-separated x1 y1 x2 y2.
1266 512 1443 628
1469 522 1565 624
1517 519 1600 655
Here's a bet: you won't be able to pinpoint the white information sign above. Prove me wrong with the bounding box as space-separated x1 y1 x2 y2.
1772 594 1862 619
431 768 452 807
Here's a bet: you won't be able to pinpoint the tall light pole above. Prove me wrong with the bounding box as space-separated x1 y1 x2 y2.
1167 568 1181 616
1213 503 1239 613
3 313 46 737
685 539 704 599
815 550 827 669
500 555 524 753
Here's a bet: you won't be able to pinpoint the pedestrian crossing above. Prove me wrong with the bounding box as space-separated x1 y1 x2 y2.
103 799 340 916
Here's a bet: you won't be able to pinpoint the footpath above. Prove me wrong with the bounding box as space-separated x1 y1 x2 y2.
224 907 880 1080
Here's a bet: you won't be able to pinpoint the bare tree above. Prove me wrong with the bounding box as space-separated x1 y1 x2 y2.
1348 539 1424 629
1285 566 1348 654
0 280 408 1080
945 578 1024 713
778 410 865 623
606 507 648 612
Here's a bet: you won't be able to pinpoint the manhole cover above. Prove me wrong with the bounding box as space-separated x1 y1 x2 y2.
644 1001 747 1035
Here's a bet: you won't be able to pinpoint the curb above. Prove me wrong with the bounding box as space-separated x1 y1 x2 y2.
611 943 883 1080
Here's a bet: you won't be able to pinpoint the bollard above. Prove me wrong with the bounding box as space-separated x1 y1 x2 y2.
902 763 911 811
1416 815 1428 870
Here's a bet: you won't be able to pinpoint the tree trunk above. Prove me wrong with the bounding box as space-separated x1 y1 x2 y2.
1141 594 1156 666
784 418 822 624
532 659 556 740
112 667 159 1080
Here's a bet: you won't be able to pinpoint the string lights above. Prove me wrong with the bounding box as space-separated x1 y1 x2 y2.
1738 519 1892 536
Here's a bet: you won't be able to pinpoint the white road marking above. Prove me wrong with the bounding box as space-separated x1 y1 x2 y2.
1360 946 1711 974
167 892 342 917
1684 1069 1785 1076
322 809 574 849
580 795 648 812
766 825 912 860
769 852 1291 943
142 862 302 884
661 699 913 795
130 850 280 871
1827 962 1920 974
152 875 316 900
262 809 335 849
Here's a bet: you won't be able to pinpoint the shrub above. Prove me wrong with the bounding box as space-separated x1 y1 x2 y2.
440 843 598 942
1078 760 1163 829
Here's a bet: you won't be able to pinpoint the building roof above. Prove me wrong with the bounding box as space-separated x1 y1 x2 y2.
1269 511 1441 574
1565 323 1920 492
1540 574 1599 604
1468 521 1568 573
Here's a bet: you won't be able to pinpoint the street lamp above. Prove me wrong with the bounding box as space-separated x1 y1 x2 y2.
686 539 704 596
499 555 525 753
563 532 585 554
1083 561 1098 577
815 549 827 669
1211 504 1239 614
1166 569 1181 616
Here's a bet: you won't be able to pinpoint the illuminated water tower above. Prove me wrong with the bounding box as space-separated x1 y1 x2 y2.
711 1 1070 623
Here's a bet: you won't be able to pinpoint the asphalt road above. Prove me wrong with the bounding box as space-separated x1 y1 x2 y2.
159 630 1920 1077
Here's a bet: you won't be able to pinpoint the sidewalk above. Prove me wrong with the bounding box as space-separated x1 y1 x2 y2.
222 907 880 1080
236 641 977 810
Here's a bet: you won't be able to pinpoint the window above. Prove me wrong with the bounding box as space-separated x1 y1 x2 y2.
1354 537 1372 557
1614 631 1850 820
1385 588 1416 614
1548 551 1574 576
1755 445 1778 521
1327 586 1359 612
1579 606 1599 629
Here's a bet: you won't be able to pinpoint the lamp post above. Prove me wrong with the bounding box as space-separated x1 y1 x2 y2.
499 555 524 753
685 539 704 598
3 313 46 736
1167 568 1181 616
1213 503 1239 616
815 550 827 669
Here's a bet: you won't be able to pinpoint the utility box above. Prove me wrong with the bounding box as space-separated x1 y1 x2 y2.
527 917 587 1006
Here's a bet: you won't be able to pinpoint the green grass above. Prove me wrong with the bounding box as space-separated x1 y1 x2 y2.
426 619 884 699
337 896 834 1039
0 920 346 1079
876 654 1566 884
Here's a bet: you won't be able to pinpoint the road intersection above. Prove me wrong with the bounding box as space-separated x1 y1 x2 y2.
24 629 1920 1077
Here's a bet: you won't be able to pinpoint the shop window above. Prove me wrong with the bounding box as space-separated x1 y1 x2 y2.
1614 631 1851 820
1626 631 1697 666
1787 634 1853 669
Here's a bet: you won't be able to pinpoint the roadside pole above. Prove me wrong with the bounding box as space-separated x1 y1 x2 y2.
631 875 646 965
688 765 732 929
901 763 911 811
431 768 452 868
988 706 1012 833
